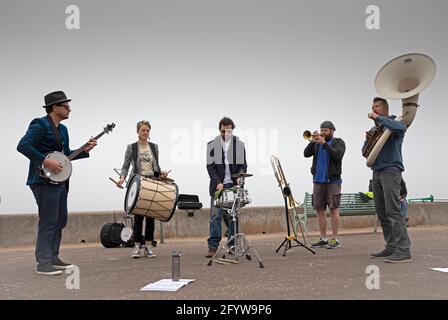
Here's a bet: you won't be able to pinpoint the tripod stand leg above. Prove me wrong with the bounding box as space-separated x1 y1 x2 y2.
292 238 316 255
275 238 288 253
207 234 237 266
240 235 264 268
282 241 289 257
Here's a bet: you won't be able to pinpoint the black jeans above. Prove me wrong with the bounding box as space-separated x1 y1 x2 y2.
133 215 155 245
31 183 68 268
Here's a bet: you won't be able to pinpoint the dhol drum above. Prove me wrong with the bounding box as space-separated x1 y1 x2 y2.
124 175 179 222
215 188 251 209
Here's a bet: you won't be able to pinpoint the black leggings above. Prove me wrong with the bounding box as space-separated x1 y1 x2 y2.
133 215 155 244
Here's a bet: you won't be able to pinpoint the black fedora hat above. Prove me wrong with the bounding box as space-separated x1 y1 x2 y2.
42 91 71 108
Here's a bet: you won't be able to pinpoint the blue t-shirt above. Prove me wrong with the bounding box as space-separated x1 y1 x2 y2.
314 139 342 184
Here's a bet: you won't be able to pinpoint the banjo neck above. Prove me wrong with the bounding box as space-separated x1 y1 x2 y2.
67 127 111 161
41 123 115 184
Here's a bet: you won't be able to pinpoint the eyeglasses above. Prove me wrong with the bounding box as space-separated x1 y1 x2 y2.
57 104 70 110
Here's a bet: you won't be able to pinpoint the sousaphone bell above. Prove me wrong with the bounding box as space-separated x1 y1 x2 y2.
365 53 436 167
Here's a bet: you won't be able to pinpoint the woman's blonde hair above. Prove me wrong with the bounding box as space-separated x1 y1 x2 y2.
137 120 151 131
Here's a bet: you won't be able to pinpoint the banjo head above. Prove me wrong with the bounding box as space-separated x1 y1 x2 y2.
43 152 72 182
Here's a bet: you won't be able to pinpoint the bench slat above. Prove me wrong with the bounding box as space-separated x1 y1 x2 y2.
302 192 376 216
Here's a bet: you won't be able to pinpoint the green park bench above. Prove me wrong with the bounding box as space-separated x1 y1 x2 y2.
302 192 378 232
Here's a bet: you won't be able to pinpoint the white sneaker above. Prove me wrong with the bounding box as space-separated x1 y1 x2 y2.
132 244 142 258
145 246 156 258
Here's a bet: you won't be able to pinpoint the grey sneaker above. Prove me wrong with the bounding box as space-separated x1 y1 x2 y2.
37 264 63 276
370 249 394 259
144 246 156 258
52 257 74 270
311 238 328 248
384 252 412 263
132 244 143 258
327 239 340 249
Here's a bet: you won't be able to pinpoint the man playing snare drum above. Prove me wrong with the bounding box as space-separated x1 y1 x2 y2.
205 117 247 258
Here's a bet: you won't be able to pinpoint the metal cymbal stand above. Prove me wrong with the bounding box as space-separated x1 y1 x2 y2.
207 177 264 268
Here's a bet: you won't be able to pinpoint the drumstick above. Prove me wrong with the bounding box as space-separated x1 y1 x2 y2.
109 177 124 189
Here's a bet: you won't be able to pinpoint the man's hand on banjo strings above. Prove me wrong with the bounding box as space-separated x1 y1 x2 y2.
43 158 63 174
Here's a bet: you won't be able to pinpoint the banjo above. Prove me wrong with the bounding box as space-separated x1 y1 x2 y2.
40 123 115 184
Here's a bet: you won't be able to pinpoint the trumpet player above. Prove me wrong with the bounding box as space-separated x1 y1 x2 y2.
304 121 345 249
365 97 412 263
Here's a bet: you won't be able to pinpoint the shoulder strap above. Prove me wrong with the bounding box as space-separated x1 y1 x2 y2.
233 136 237 165
149 142 160 173
149 142 159 163
46 115 63 151
131 142 138 175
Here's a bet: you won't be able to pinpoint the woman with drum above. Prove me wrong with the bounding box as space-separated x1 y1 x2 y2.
117 120 169 258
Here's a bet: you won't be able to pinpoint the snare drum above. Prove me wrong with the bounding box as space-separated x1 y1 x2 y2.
215 188 251 209
124 175 179 222
215 189 237 209
239 189 252 207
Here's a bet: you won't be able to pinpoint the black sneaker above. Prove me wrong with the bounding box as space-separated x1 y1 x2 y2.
37 264 63 276
52 258 74 270
370 249 394 259
311 238 328 248
384 252 412 263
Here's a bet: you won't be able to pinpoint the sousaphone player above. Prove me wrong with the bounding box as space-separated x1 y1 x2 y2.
363 53 436 263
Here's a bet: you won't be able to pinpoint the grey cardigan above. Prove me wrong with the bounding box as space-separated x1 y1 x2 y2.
120 141 160 179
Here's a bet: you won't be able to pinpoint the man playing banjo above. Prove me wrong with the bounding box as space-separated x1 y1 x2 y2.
17 91 97 275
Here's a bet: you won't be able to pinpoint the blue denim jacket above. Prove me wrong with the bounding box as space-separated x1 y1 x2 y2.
17 116 89 185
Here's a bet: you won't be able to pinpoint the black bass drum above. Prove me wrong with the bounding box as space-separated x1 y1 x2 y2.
100 222 134 248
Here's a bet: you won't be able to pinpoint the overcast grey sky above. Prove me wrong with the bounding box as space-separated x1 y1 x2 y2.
1 0 447 214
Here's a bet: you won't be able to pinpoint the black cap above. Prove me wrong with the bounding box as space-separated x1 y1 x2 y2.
42 91 71 108
320 121 336 130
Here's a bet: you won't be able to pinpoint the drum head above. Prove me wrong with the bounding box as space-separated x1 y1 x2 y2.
120 227 133 242
124 175 140 214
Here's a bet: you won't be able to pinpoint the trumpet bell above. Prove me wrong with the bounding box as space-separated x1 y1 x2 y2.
375 53 436 100
303 130 312 141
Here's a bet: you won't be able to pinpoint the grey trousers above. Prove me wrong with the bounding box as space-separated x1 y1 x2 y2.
372 169 411 254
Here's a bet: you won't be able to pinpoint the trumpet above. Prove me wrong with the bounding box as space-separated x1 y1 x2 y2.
303 130 323 142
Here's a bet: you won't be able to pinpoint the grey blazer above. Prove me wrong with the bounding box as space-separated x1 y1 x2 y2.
120 141 160 180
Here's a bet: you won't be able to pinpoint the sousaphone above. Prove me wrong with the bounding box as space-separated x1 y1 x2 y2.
365 53 436 167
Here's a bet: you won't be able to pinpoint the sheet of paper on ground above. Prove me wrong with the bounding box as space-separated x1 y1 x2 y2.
430 268 448 273
141 279 195 291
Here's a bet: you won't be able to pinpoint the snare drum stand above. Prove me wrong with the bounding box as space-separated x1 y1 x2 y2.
208 179 264 268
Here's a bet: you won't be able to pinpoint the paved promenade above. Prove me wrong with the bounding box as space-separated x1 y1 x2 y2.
1 226 447 300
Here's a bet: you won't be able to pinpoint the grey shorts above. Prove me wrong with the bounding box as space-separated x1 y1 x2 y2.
312 183 342 210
